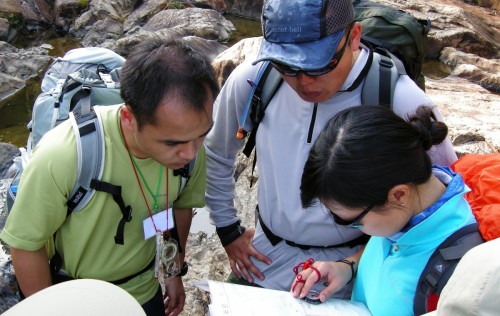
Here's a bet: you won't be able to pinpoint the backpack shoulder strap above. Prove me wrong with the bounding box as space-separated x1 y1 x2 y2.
241 61 283 158
361 44 406 108
66 105 132 245
413 223 485 314
66 104 105 214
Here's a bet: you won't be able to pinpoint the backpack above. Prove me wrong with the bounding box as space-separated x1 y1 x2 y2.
27 47 125 152
6 47 196 245
414 223 485 314
236 0 431 165
451 153 500 241
6 47 125 214
414 153 500 314
353 0 431 90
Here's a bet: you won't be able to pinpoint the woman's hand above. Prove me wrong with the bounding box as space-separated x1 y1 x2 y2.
290 260 354 303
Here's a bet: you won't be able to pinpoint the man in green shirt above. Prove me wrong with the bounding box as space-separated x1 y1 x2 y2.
0 36 218 316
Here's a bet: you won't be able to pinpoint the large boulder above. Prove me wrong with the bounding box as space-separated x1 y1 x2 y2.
143 8 234 42
69 0 136 47
368 0 500 60
0 42 51 99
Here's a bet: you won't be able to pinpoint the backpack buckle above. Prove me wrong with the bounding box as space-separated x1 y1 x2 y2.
51 79 66 98
379 56 394 69
99 72 116 88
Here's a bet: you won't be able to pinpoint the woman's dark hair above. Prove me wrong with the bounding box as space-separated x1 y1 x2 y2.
120 35 219 129
301 105 449 209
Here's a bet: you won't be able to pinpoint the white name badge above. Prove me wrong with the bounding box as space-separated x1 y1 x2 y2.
143 208 174 240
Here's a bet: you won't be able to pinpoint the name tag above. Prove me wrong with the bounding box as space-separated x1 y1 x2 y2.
143 208 174 240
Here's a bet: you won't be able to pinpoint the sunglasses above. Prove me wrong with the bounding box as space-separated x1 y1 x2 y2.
331 205 374 229
271 29 351 77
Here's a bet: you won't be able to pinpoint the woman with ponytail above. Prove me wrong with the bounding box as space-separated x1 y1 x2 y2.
292 105 476 316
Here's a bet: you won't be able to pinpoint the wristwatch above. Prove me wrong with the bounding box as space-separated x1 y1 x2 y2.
179 262 189 277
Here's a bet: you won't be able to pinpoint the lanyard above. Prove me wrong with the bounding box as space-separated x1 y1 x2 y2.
118 113 169 233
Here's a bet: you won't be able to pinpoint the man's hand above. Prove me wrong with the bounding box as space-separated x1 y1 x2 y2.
224 228 272 283
163 276 185 316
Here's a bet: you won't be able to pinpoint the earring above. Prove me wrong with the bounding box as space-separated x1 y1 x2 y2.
401 203 405 207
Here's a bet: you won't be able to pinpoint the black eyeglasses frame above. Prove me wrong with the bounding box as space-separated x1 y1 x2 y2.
331 204 374 229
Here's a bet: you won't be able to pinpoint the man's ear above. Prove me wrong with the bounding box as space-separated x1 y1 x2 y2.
387 184 411 206
349 22 363 50
120 105 137 131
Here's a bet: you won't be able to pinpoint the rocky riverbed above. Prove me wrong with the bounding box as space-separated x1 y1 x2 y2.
0 0 499 315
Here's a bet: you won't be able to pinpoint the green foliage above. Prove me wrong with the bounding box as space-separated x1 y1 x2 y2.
79 0 89 9
7 13 22 28
167 1 185 9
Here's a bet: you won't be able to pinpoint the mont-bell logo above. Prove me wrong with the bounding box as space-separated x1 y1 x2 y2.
273 26 302 33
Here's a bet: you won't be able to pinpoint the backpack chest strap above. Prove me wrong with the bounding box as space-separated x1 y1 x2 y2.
90 179 132 245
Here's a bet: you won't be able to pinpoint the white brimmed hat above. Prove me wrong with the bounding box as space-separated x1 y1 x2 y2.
3 279 146 315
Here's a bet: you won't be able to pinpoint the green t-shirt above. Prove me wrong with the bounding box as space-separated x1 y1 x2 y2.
0 105 206 304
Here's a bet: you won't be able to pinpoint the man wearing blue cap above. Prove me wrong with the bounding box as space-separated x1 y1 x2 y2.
204 0 457 297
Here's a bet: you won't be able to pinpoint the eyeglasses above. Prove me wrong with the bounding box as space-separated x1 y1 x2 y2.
331 205 374 229
271 29 351 77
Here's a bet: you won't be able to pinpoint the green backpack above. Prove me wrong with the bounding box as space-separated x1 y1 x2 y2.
353 0 431 90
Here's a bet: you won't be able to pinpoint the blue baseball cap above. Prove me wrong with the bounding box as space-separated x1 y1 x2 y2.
253 0 354 70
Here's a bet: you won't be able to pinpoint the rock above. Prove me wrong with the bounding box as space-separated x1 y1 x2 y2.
227 0 263 20
195 0 228 12
426 76 500 154
0 18 10 42
182 36 230 62
54 0 89 31
0 73 25 100
122 0 179 33
104 30 229 62
143 8 235 42
0 42 51 99
182 152 258 316
440 47 500 92
211 36 262 87
373 0 500 60
0 179 18 314
0 143 19 180
21 0 53 29
69 0 135 47
0 0 499 315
